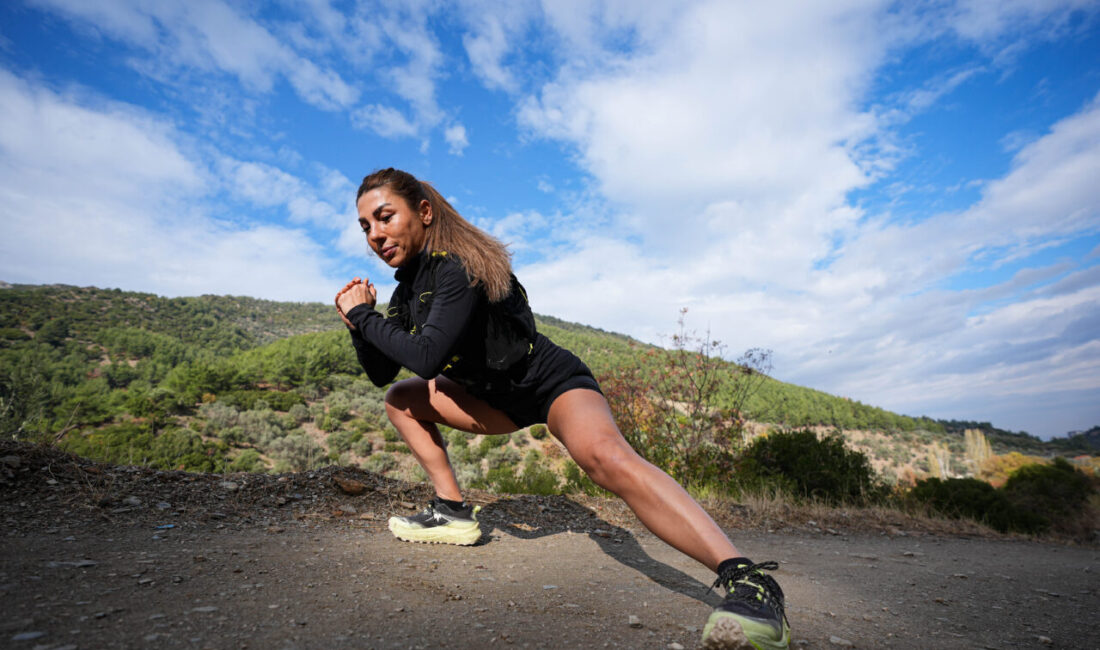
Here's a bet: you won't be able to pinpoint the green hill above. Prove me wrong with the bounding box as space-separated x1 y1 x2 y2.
1 284 1093 482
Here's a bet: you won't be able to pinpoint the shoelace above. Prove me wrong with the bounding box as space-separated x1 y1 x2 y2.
709 561 786 620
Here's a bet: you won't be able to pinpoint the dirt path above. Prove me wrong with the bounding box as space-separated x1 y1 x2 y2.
3 443 1099 649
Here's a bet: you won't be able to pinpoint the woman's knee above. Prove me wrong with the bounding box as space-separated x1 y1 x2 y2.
574 438 642 489
384 378 428 415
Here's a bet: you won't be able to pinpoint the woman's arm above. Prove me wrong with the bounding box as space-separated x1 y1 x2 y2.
347 326 401 387
346 259 479 379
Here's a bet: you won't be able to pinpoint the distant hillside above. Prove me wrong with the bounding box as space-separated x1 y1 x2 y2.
1 284 1093 483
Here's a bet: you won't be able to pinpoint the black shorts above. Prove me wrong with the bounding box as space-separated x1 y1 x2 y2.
462 334 603 428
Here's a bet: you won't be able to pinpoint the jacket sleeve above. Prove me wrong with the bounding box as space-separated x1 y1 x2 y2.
346 260 479 381
347 325 401 387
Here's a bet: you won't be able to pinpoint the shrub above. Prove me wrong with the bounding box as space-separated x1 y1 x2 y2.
446 430 469 448
453 458 483 486
227 449 266 472
287 403 310 423
219 389 304 412
908 477 1043 533
363 452 398 474
738 429 883 504
327 430 362 454
529 424 549 440
324 393 351 421
381 425 400 442
478 433 510 455
485 445 520 470
351 437 373 457
1003 458 1094 526
267 433 324 472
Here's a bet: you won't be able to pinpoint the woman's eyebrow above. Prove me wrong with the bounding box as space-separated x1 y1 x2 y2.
372 202 391 218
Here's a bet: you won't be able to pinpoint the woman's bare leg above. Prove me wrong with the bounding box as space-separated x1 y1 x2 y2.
547 388 739 572
384 376 517 502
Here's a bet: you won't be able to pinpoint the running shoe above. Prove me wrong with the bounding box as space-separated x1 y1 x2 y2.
388 497 482 546
702 559 790 650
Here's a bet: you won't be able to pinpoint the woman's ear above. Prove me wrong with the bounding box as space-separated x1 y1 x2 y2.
419 199 433 226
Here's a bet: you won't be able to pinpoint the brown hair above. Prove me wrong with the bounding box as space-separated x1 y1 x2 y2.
357 168 513 301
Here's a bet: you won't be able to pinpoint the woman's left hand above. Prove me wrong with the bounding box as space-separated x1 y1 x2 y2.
335 277 377 328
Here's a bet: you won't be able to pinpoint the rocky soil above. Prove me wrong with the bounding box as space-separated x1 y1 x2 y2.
3 441 1098 649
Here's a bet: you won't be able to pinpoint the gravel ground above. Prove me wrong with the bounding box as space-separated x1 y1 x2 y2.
3 442 1098 649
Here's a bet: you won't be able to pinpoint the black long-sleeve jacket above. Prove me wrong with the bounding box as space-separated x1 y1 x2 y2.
345 251 528 393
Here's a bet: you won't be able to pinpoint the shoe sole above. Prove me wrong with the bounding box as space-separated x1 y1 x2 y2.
702 611 789 650
387 517 482 546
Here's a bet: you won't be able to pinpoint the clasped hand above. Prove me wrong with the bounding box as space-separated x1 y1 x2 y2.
335 277 377 329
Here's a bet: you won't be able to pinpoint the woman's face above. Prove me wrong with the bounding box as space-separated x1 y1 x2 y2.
356 185 433 268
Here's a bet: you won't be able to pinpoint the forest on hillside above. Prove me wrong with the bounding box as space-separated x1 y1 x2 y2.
2 284 1097 537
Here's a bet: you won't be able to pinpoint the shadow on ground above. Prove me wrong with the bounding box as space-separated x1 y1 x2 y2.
477 495 722 607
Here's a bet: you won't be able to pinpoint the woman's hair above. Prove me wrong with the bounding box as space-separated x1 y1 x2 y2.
357 168 513 302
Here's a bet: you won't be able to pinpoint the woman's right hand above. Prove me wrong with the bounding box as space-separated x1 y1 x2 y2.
335 277 377 329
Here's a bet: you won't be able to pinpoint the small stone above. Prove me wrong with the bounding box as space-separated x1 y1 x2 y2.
543 585 558 590
668 643 685 649
11 631 46 641
1038 636 1053 645
191 606 218 613
628 615 642 628
219 481 238 491
122 496 142 507
333 476 367 495
156 501 171 510
1 455 20 469
829 636 853 646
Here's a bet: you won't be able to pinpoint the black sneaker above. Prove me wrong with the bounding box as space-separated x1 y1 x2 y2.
702 559 790 649
388 497 482 546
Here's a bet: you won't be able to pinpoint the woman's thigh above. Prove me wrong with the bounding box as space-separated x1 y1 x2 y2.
386 376 519 435
546 388 636 461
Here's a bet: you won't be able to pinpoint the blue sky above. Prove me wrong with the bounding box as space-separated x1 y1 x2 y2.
1 0 1098 439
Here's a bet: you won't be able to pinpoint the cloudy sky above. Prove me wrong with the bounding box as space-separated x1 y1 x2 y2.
1 0 1098 438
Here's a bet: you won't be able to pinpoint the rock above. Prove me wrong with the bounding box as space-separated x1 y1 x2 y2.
829 635 853 646
191 606 218 613
1 455 20 469
333 476 367 495
219 481 239 491
668 643 685 649
11 631 46 641
156 501 171 510
1038 636 1053 645
628 615 642 628
122 496 142 507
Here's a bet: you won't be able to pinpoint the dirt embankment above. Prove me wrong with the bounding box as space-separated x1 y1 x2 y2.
3 442 1098 649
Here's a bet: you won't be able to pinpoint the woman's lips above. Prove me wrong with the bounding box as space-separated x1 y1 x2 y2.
381 245 397 260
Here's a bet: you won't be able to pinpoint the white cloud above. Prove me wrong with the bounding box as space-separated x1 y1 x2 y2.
0 68 339 301
218 158 352 231
508 0 1100 436
351 104 419 139
444 124 469 155
30 0 358 110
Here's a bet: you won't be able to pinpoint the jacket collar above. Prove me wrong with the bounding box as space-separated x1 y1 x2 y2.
394 249 428 283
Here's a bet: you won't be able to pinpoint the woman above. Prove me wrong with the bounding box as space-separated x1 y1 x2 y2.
335 167 789 650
